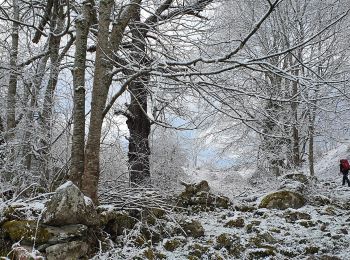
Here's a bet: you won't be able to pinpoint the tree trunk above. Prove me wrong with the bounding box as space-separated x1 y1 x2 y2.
6 0 19 139
70 1 93 188
127 7 151 186
82 0 115 203
82 0 141 203
127 78 151 186
40 2 65 185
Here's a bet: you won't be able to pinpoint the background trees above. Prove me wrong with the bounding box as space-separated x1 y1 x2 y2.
0 0 349 203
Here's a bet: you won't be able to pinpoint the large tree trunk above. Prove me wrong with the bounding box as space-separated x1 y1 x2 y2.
127 7 151 186
6 0 19 139
127 78 151 186
70 1 93 188
81 0 141 203
81 0 114 203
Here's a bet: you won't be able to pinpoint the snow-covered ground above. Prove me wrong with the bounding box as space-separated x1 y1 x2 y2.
93 144 350 259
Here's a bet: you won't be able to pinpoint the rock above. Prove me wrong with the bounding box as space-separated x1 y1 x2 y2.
305 245 319 254
177 181 230 211
2 220 87 246
308 195 331 207
98 207 137 238
163 238 183 251
248 232 277 247
179 219 204 238
215 233 243 257
234 204 256 212
298 220 317 228
42 181 98 227
188 243 209 258
45 241 89 260
246 248 275 259
282 173 309 185
284 210 311 223
224 217 245 228
10 245 44 260
259 190 306 210
2 201 45 223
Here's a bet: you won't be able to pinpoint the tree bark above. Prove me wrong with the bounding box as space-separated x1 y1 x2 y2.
82 0 141 203
127 7 151 186
70 0 93 188
6 0 19 138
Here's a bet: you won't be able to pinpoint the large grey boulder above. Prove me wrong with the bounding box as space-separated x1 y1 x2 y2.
42 181 98 227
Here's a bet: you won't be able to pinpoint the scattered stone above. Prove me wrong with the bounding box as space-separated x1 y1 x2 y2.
179 219 204 238
45 241 89 260
246 248 275 259
42 181 98 227
98 208 137 238
224 217 245 228
308 195 331 207
304 245 319 254
11 245 44 260
259 190 306 210
284 210 311 223
234 204 256 212
298 220 317 228
188 243 209 258
2 220 87 246
282 173 309 185
163 238 183 251
177 180 230 211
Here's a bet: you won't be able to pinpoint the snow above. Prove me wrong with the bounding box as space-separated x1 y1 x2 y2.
2 145 350 259
91 144 350 259
56 181 74 191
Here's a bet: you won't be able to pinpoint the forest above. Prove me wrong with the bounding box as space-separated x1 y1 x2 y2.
0 0 350 259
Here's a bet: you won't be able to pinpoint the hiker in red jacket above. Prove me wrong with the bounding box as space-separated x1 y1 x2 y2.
340 159 350 187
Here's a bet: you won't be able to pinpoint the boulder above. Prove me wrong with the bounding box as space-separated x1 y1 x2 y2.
282 173 309 185
224 217 245 228
177 180 230 211
283 210 311 223
163 238 184 252
179 219 204 238
42 181 98 226
2 220 87 246
259 190 306 210
45 241 89 260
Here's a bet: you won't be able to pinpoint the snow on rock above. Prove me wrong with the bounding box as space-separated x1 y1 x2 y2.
42 181 98 227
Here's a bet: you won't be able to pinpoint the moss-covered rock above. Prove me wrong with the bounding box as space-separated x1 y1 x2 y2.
45 241 89 260
234 204 256 212
2 220 87 246
98 208 137 239
298 220 317 228
215 233 243 257
309 195 331 207
282 173 309 185
224 217 245 228
179 219 204 238
259 190 306 210
304 245 319 254
284 210 311 223
163 238 183 251
248 232 277 247
188 243 209 258
246 248 275 259
177 181 230 211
